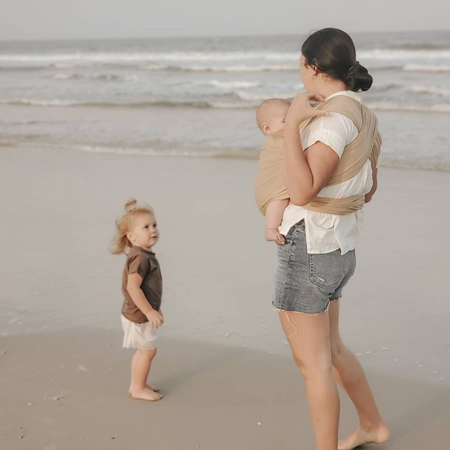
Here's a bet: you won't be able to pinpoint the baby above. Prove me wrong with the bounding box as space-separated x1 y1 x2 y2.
254 98 291 244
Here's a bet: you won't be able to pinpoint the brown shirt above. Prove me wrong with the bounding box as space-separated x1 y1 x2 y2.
121 246 163 324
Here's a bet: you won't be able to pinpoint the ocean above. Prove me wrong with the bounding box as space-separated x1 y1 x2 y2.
1 30 449 170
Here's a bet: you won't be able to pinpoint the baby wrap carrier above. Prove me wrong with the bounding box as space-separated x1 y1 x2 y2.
254 95 381 215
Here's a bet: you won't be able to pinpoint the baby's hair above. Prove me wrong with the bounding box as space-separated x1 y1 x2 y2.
256 98 291 131
111 199 154 254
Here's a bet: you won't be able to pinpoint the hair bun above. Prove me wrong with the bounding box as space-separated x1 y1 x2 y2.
346 61 373 92
124 199 137 211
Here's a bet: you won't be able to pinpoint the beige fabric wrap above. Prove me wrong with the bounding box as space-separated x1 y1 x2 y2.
254 95 381 216
254 127 288 215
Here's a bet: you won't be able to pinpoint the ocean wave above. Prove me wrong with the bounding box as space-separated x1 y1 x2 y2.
0 98 230 109
3 60 449 74
4 138 450 172
52 72 138 82
3 97 450 114
367 102 450 113
140 64 298 72
66 144 260 159
359 49 450 60
408 85 450 97
0 61 410 73
234 91 292 102
403 64 450 72
209 80 260 88
67 144 450 171
371 83 450 97
0 51 299 63
1 49 450 63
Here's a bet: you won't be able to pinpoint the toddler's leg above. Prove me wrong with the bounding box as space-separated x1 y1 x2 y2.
265 199 289 243
129 348 163 401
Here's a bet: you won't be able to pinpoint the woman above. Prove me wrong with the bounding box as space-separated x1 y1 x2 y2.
273 28 390 450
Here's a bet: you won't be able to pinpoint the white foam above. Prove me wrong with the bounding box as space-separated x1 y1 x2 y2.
404 64 450 73
360 49 450 60
209 80 260 88
1 49 449 64
367 101 450 114
409 85 450 97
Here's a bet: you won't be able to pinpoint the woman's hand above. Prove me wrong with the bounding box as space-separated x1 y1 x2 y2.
285 92 328 127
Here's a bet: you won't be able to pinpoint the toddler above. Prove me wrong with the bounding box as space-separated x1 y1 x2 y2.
112 199 164 401
254 98 291 244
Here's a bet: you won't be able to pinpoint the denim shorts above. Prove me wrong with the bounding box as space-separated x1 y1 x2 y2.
273 220 356 314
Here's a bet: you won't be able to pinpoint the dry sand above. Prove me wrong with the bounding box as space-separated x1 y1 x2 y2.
1 146 450 449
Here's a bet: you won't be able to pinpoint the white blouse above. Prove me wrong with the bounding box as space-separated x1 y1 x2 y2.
278 91 375 255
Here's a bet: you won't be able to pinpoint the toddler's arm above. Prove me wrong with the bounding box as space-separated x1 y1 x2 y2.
127 273 163 327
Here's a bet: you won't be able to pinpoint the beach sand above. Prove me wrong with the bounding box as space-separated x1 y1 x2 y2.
1 146 450 449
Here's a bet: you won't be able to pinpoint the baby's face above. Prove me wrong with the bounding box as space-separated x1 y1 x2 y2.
263 102 290 135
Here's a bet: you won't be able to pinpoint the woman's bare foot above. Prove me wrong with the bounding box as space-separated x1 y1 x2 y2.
129 384 160 394
129 387 163 402
338 423 390 450
265 229 286 244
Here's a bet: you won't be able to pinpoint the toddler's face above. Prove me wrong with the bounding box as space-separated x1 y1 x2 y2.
128 213 159 250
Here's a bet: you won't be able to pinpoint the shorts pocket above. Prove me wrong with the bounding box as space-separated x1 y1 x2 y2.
308 250 345 293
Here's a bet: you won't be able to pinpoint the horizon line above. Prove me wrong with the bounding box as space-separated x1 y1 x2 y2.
0 28 448 44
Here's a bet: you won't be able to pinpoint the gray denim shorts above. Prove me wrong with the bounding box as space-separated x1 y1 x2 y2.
273 220 356 314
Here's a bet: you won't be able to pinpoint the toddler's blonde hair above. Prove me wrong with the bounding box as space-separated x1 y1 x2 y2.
111 199 154 254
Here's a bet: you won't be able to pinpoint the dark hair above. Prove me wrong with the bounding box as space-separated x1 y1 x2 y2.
301 28 373 92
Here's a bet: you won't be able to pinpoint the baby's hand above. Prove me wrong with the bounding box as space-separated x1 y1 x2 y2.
265 229 286 244
146 309 164 328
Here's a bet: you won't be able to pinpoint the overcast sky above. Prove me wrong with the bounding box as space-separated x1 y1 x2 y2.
0 0 448 41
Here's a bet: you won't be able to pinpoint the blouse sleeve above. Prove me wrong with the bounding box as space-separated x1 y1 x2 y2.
301 112 358 159
128 253 152 280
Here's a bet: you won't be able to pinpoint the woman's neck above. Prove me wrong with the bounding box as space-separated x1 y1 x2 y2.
316 80 348 99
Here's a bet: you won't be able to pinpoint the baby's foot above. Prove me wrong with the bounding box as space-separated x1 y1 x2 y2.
129 384 160 394
129 387 163 402
338 423 390 450
265 229 286 244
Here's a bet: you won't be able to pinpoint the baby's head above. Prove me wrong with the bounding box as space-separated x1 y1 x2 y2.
256 98 291 135
112 199 159 254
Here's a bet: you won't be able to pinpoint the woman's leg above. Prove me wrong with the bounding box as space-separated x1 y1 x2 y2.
279 309 339 450
328 300 390 450
129 348 162 401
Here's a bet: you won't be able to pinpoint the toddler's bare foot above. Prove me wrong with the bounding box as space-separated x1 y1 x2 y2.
129 387 163 402
129 384 160 394
338 423 390 450
265 229 285 244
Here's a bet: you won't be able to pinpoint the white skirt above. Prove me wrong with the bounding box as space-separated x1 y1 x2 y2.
121 315 158 350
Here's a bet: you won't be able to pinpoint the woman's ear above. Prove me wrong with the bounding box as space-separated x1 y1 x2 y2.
321 72 332 82
126 232 133 242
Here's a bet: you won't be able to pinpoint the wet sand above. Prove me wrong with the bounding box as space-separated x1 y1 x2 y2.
1 146 450 449
1 329 450 449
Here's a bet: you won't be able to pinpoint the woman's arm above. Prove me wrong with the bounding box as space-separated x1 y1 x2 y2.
283 92 340 206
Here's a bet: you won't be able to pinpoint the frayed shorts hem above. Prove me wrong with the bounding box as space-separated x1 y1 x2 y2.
272 300 332 316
